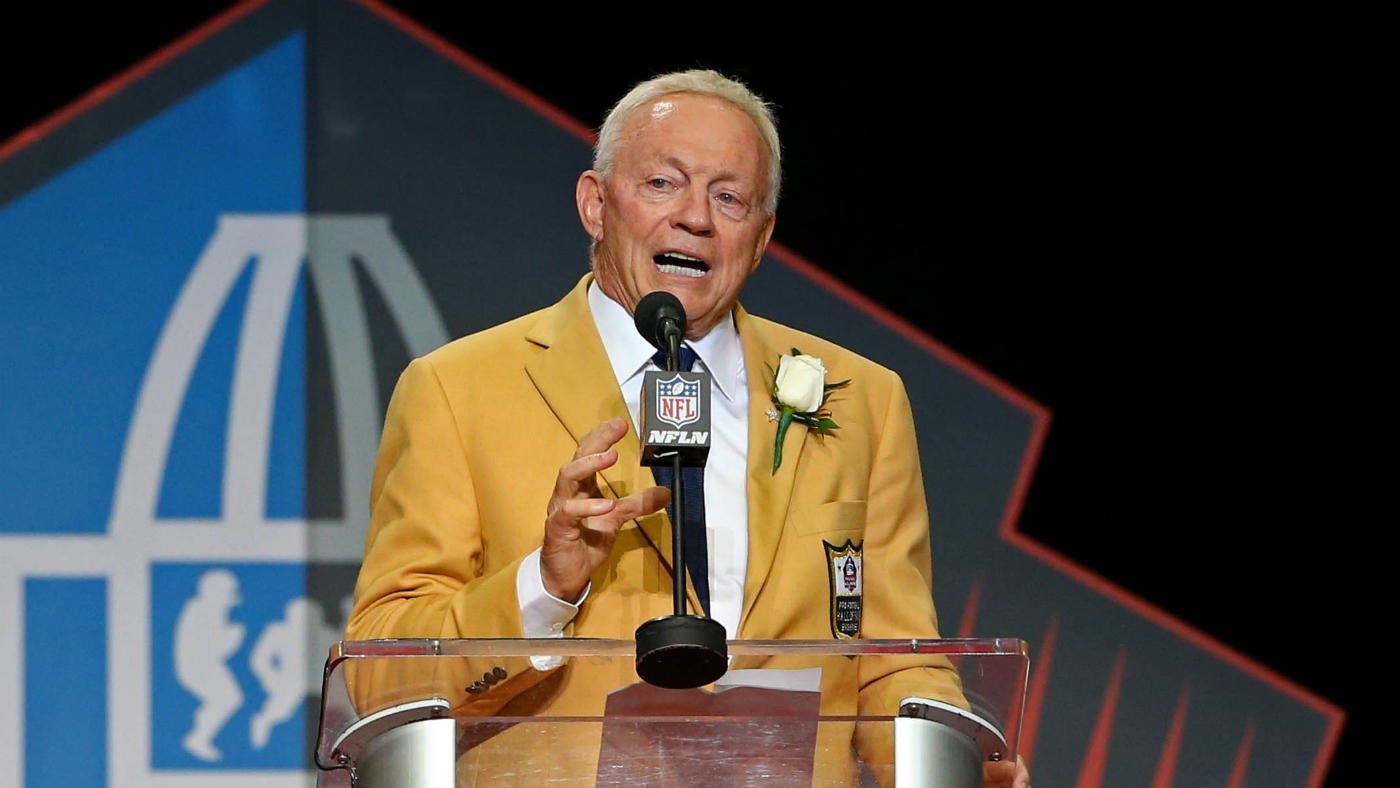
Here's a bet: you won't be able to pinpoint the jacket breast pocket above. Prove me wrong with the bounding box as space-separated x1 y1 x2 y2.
791 500 867 536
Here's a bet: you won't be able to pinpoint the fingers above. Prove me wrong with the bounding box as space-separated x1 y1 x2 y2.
539 418 637 601
981 759 1015 787
551 449 617 510
542 484 668 599
982 756 1030 788
549 496 617 528
614 483 672 521
574 416 629 461
551 418 630 506
548 481 669 534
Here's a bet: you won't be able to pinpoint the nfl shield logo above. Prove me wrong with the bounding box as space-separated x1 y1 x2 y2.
656 374 701 428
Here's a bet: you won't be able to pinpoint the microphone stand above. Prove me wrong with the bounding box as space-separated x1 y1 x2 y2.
664 332 688 618
634 336 728 689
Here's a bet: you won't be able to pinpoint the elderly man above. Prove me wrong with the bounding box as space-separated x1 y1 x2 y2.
346 68 1029 787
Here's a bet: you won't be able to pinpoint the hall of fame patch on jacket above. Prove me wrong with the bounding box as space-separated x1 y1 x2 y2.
824 539 863 638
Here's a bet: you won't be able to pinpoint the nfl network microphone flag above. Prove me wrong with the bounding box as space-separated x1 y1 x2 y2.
640 368 712 467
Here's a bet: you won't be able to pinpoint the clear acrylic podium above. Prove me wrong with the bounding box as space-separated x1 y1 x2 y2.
314 637 1028 787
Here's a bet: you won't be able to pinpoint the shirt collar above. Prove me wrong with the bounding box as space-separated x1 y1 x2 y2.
587 280 744 402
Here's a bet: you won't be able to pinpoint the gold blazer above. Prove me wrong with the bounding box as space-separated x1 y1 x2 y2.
345 274 963 783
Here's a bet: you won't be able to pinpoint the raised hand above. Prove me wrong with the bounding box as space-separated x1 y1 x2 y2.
540 417 670 602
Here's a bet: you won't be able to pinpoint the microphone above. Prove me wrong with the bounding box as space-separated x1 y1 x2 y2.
634 290 686 364
631 291 725 689
635 292 710 468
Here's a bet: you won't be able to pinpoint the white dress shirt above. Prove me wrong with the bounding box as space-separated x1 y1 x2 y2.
517 281 750 650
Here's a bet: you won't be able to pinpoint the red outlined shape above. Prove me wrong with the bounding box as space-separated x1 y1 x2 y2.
1075 647 1126 788
1227 720 1256 788
1150 682 1190 788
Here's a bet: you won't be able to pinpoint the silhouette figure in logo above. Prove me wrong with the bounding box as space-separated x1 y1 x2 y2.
175 569 246 761
249 597 323 749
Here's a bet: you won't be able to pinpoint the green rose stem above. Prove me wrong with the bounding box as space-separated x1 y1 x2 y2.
768 347 850 474
772 407 796 474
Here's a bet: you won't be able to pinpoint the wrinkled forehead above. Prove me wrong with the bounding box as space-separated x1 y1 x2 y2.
625 91 756 138
619 93 768 176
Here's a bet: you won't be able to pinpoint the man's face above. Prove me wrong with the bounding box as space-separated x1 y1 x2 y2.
577 92 775 339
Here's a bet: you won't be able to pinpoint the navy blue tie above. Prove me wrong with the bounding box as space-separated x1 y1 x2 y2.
650 347 710 617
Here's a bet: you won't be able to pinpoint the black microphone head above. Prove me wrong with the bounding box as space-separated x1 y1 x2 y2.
634 291 687 351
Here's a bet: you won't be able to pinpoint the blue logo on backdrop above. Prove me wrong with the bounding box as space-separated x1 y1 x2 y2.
1 32 314 787
2 26 444 785
151 562 338 769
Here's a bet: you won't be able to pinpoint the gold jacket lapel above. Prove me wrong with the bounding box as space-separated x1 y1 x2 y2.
523 275 642 497
523 275 676 573
736 306 806 628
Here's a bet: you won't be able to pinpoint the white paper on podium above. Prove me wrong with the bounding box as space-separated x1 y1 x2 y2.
712 667 822 694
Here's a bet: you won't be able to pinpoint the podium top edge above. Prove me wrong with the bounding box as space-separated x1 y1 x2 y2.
329 637 1029 660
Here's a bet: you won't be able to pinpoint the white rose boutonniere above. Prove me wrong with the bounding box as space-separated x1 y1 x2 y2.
768 347 851 474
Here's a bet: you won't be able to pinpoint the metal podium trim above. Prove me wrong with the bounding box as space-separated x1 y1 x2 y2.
894 696 1010 787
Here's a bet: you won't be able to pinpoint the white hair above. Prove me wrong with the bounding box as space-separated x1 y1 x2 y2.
592 69 782 216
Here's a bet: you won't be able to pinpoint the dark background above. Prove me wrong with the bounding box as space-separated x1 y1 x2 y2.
2 4 1365 782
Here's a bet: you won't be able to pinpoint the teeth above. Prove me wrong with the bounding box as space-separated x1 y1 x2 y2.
654 252 708 278
657 263 706 278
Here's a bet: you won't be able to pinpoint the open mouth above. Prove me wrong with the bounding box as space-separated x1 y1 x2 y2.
653 252 710 278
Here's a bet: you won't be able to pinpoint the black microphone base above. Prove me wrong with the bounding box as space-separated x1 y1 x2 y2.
634 615 728 689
